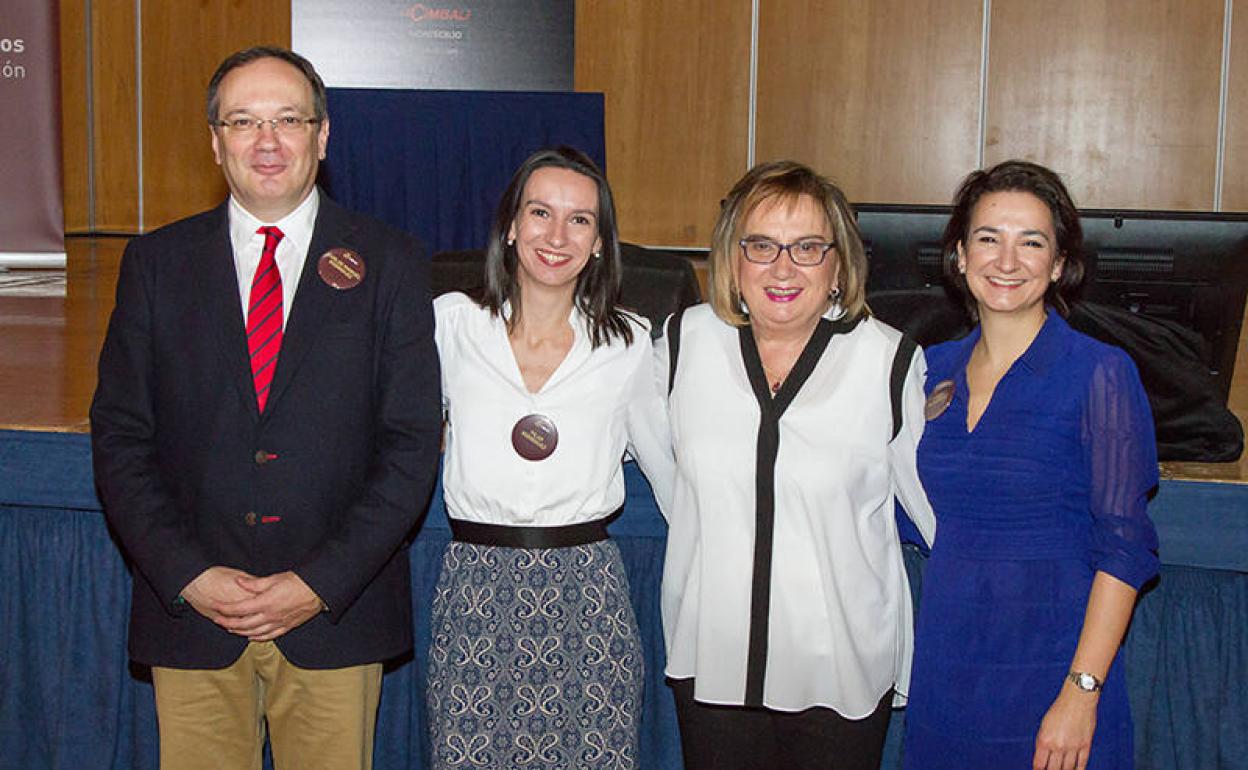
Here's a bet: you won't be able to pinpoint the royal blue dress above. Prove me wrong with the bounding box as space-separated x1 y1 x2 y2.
903 310 1160 769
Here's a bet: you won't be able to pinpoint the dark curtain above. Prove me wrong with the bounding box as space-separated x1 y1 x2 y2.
319 88 606 254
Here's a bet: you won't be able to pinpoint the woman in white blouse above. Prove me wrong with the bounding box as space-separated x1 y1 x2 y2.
660 161 936 770
426 147 673 770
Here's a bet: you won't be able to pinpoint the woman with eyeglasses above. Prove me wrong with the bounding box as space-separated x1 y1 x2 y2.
902 161 1158 770
426 147 673 770
659 160 936 770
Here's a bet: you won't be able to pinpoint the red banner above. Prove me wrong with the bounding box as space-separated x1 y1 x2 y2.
0 1 64 268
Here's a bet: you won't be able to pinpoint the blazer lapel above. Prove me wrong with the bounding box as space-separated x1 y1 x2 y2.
264 195 357 414
191 202 260 419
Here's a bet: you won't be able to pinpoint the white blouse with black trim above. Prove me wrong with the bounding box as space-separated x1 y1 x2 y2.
434 292 674 526
659 303 936 717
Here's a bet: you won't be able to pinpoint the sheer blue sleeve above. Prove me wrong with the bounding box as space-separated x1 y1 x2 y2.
1081 349 1160 589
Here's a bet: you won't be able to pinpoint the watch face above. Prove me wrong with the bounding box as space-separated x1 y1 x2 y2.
1072 672 1099 691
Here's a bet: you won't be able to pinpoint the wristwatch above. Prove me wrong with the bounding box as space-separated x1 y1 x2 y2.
1067 671 1104 692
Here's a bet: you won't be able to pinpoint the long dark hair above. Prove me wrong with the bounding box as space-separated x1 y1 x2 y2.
942 159 1085 320
480 146 634 348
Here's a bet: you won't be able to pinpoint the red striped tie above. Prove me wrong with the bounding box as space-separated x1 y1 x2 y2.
247 226 285 413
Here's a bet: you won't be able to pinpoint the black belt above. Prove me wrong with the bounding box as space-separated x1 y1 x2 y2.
449 507 622 548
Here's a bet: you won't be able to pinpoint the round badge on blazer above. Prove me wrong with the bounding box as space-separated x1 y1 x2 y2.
925 380 955 421
317 248 365 290
511 414 558 461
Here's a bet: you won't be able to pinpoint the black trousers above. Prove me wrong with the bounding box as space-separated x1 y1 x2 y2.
669 678 893 770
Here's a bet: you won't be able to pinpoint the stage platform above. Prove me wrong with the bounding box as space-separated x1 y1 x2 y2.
0 237 123 433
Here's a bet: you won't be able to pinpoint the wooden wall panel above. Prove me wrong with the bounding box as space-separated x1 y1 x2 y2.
986 0 1223 210
756 0 983 205
575 0 752 247
92 0 140 232
1222 1 1248 211
140 0 291 230
61 0 91 233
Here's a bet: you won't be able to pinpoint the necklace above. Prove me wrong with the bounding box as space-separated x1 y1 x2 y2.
761 363 787 395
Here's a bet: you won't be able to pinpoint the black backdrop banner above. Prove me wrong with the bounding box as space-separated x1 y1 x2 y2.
0 0 64 267
292 0 574 90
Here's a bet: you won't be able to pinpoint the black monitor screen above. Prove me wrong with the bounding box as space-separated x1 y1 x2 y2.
1080 210 1248 400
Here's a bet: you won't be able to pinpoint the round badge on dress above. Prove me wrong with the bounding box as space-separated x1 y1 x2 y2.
925 379 955 421
511 414 558 461
317 248 366 290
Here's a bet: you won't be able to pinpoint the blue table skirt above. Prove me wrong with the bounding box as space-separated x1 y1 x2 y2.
1 429 1245 770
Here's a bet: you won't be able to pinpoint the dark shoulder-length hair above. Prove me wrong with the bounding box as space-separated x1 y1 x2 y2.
942 159 1085 319
479 146 633 348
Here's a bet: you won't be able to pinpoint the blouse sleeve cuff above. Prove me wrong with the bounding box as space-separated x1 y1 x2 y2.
1095 551 1159 591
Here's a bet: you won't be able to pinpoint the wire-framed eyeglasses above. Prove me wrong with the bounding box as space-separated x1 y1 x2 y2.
738 237 835 266
211 115 323 134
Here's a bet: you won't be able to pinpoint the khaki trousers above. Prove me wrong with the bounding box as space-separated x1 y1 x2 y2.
152 641 383 770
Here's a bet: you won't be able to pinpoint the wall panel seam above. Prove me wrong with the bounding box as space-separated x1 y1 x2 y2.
85 0 96 231
747 0 759 169
1216 0 1233 211
977 0 991 170
135 0 144 231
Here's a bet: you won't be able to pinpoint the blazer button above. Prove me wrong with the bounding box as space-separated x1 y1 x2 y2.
244 511 257 527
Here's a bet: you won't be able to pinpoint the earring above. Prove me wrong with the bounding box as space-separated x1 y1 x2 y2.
506 237 515 247
592 251 601 259
829 286 842 301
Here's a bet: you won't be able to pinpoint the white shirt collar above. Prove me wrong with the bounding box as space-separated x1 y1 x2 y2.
227 188 320 258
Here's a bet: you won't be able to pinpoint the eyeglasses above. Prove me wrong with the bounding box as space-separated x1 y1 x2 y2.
738 237 835 266
211 116 323 134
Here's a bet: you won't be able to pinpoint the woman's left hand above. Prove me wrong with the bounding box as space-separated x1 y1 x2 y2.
1032 684 1098 770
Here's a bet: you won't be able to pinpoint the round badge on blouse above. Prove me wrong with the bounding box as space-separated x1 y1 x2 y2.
317 248 366 290
925 379 955 421
511 414 558 461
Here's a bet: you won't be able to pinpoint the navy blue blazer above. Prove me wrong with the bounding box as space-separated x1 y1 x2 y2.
90 193 442 669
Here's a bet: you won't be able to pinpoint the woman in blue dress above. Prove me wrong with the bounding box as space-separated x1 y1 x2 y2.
903 160 1160 770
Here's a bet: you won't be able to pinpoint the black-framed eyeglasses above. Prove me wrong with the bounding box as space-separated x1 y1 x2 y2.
211 116 323 134
738 237 835 266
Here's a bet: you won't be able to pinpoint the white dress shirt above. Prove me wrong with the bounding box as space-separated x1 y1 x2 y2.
228 190 319 327
660 303 936 717
434 292 674 526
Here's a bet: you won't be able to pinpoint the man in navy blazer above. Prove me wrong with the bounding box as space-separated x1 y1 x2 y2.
90 46 440 769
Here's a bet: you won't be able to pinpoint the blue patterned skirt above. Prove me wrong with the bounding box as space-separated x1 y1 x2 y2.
426 539 643 769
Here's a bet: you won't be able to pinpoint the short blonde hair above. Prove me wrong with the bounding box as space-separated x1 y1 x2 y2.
708 160 869 327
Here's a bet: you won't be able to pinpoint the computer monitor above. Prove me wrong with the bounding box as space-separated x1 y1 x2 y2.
1080 209 1248 401
857 204 952 292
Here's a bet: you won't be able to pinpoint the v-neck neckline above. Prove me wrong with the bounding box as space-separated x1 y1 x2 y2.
499 303 583 396
739 315 862 416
